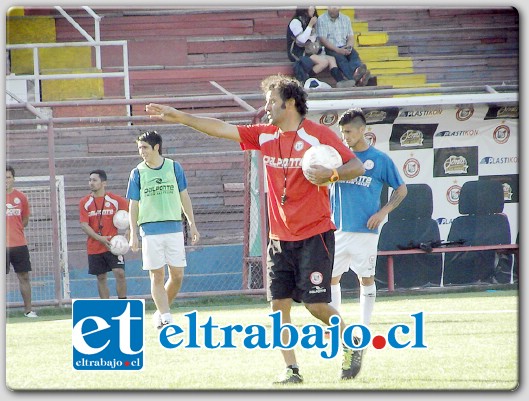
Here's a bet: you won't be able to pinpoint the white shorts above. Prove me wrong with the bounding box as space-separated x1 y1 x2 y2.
141 232 187 270
332 230 378 278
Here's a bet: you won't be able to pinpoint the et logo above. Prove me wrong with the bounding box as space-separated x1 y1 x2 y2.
72 299 144 371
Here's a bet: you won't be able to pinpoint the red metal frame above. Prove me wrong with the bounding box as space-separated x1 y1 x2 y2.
378 244 519 292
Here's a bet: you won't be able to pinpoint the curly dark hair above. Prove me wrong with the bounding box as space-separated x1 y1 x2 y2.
260 74 308 116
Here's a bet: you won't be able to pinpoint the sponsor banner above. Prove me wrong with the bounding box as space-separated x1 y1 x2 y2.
484 104 519 120
396 106 444 122
433 146 479 178
364 124 393 153
389 124 437 150
479 119 518 176
448 104 490 123
433 122 481 147
398 150 433 181
431 177 473 241
364 107 400 125
318 111 340 127
307 102 518 242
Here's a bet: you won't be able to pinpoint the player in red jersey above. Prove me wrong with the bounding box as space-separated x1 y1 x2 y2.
6 166 38 318
145 74 366 383
79 169 128 299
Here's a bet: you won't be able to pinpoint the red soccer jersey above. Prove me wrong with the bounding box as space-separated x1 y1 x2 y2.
6 189 30 248
79 192 129 255
238 118 355 241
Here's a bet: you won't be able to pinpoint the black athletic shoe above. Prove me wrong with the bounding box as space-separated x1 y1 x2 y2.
353 64 368 81
273 368 304 384
357 71 372 87
341 337 363 379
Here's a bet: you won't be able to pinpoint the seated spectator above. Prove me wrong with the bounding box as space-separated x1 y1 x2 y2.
317 6 373 87
287 6 354 88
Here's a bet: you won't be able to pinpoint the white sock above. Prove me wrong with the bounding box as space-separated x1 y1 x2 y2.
161 312 173 325
360 283 376 327
329 283 342 315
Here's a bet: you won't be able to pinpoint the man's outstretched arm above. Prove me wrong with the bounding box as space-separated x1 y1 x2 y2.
145 103 241 142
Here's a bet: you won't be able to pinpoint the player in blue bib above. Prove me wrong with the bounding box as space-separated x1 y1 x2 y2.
329 108 407 378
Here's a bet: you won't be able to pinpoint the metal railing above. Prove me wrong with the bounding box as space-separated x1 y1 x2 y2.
54 6 103 69
6 40 131 117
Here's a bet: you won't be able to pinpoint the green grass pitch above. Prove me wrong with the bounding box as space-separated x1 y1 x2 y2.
5 289 518 391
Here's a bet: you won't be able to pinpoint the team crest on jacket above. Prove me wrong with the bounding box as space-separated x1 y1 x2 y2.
294 140 305 151
310 272 323 285
363 160 374 170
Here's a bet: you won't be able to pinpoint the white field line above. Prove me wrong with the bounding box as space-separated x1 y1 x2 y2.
376 309 517 316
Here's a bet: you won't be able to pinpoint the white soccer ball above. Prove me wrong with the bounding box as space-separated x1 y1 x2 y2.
113 210 130 230
301 144 343 186
110 235 130 256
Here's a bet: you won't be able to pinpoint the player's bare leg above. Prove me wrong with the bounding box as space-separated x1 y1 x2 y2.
271 298 303 384
149 267 172 326
305 301 362 380
112 267 127 299
17 272 34 315
165 266 184 305
96 273 110 299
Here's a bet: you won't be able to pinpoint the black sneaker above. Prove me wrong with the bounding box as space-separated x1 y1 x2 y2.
341 337 363 379
273 368 304 384
353 64 368 81
356 71 372 87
